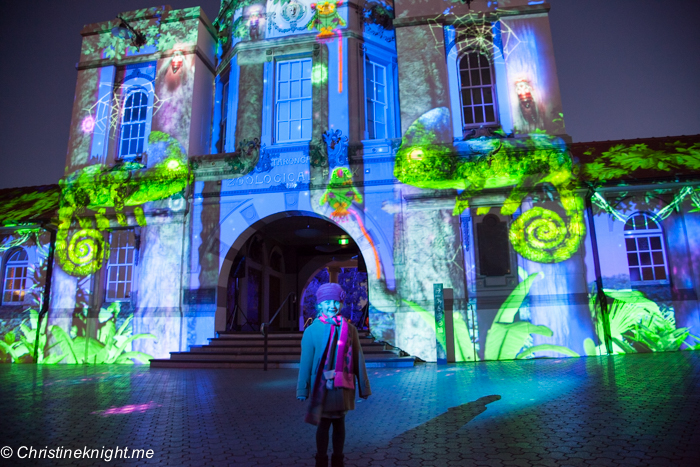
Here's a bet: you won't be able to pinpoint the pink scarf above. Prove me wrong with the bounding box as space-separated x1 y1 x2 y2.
304 314 355 425
319 314 355 389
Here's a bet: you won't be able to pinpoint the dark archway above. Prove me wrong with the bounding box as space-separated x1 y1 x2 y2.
215 210 370 332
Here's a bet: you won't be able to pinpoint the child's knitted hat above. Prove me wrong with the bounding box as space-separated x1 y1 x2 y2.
316 283 346 303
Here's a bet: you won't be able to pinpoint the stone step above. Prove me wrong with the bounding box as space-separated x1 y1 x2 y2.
204 337 378 347
168 352 302 361
149 356 418 369
214 331 372 340
170 349 400 360
189 344 391 354
216 332 304 339
150 329 415 369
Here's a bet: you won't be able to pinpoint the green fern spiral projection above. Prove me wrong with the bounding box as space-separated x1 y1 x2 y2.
56 228 110 277
509 206 584 263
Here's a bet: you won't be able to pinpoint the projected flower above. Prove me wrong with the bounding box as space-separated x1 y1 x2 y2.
81 115 96 134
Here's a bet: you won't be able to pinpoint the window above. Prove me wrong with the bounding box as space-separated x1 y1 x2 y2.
3 249 29 304
275 59 312 143
269 249 284 273
217 78 230 153
476 215 510 276
118 89 149 159
365 59 388 139
624 214 668 283
458 51 497 128
105 231 137 301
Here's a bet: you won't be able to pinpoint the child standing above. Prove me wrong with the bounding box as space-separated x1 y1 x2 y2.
297 283 372 467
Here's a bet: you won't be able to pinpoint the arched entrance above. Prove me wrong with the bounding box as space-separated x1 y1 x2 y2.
215 211 371 332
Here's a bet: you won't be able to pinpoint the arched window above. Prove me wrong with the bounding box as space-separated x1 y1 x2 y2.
118 89 149 159
458 51 497 128
248 236 264 265
269 249 284 273
624 213 668 283
3 249 29 304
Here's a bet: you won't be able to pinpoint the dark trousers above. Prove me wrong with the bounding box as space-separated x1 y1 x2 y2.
316 416 346 455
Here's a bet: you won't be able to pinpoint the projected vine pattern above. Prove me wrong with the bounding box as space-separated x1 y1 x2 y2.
394 108 585 263
586 141 700 220
81 7 200 61
56 132 191 276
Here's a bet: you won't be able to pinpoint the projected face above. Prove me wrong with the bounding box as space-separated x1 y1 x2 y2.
318 300 341 318
515 79 540 125
515 79 534 102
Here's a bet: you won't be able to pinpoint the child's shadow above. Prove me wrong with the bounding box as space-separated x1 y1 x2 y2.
389 395 502 445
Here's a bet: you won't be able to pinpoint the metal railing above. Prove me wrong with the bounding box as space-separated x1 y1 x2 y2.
260 292 296 371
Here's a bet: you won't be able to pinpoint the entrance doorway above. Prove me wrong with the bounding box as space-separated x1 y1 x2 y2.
224 214 365 332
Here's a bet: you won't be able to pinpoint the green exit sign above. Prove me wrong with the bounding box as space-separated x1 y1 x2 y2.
338 238 349 245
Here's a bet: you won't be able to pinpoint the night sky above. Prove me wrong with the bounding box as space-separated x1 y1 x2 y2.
0 0 698 190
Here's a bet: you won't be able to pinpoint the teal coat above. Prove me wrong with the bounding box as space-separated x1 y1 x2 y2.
296 319 372 411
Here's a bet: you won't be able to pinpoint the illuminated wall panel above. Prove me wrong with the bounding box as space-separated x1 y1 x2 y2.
2 1 698 365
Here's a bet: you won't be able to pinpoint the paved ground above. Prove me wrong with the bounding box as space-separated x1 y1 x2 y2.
1 352 699 466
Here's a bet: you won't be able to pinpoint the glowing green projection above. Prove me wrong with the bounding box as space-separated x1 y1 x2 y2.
312 63 329 84
307 1 346 40
586 289 700 355
320 167 363 219
403 272 579 362
81 7 201 60
584 141 700 182
592 186 700 224
56 131 191 276
394 108 585 263
0 305 155 364
484 272 578 360
0 186 60 228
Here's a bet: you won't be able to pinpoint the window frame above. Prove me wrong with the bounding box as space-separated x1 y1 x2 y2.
362 49 398 142
114 64 156 164
456 49 499 130
623 213 670 285
220 78 230 152
2 248 29 305
117 86 151 160
365 57 389 140
104 230 138 303
273 57 313 144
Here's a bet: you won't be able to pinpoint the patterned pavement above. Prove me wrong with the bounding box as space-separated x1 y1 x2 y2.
1 352 699 466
